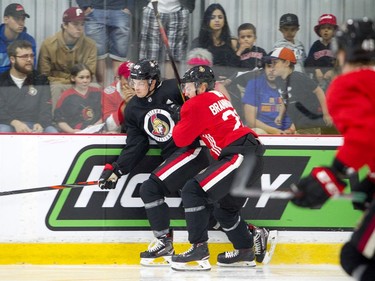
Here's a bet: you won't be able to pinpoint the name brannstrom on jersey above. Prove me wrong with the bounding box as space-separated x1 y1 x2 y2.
209 99 232 115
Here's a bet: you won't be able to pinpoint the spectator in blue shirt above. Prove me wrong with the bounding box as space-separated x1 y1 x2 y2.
242 60 294 134
0 3 36 73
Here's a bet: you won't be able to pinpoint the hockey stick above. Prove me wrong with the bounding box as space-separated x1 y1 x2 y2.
232 186 366 201
0 181 98 196
230 153 366 201
151 0 185 102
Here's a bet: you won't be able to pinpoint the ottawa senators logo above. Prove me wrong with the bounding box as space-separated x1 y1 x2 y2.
144 109 174 142
82 107 94 120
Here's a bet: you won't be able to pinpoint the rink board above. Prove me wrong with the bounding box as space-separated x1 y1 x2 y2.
0 134 362 264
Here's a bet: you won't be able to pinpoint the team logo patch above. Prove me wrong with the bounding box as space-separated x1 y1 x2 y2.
82 107 94 120
104 86 116 95
144 109 174 142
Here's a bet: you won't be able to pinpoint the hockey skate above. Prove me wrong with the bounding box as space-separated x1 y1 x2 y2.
140 231 174 266
249 224 278 265
217 248 256 267
171 242 211 271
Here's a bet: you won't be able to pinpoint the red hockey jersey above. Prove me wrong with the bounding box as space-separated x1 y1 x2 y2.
326 68 375 171
173 90 256 159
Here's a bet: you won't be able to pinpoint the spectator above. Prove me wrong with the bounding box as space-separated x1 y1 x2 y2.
139 0 194 79
305 14 338 91
0 40 57 133
0 3 36 73
186 47 231 100
236 23 267 70
54 63 102 133
38 7 97 110
77 0 134 86
102 61 135 133
191 3 240 80
242 61 294 134
266 47 332 134
273 13 306 73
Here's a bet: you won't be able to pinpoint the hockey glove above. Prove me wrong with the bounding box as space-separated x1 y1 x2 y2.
351 174 375 211
169 104 181 122
98 162 123 190
291 165 347 208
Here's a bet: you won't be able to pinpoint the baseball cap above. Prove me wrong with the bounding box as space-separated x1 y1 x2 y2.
62 7 85 23
279 13 299 27
263 47 297 64
314 14 338 36
4 3 30 18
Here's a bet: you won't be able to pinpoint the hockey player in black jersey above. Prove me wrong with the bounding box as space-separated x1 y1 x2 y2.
98 59 210 266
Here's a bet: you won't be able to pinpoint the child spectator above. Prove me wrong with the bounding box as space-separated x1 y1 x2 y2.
38 7 97 110
242 60 293 134
102 61 135 133
0 3 36 73
0 40 57 133
236 23 267 70
305 14 338 91
54 63 102 133
273 13 306 73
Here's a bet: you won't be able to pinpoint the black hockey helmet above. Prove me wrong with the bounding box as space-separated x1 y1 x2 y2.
130 59 161 83
181 65 215 91
332 18 375 63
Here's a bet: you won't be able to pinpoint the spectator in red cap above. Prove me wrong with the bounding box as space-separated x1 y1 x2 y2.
266 47 332 134
305 14 339 91
1 3 36 73
102 61 135 133
37 7 98 110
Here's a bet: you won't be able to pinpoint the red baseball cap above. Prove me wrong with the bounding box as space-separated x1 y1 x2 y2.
264 47 297 64
314 14 338 36
62 7 85 23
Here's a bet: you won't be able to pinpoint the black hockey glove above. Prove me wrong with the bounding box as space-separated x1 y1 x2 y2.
169 104 181 122
291 160 349 208
98 162 123 190
351 175 375 211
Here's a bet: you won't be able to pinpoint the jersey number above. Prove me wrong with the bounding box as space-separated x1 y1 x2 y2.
222 109 241 131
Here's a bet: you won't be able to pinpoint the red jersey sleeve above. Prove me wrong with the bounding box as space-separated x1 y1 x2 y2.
327 69 375 171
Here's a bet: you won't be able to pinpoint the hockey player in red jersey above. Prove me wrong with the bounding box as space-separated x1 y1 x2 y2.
171 65 265 270
291 18 375 280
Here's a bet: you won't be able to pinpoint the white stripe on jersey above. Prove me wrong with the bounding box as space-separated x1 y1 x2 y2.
202 133 221 157
202 154 244 192
158 147 203 181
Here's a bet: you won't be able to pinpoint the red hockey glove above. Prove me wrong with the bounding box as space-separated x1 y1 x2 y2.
351 174 375 211
98 163 123 190
291 166 347 208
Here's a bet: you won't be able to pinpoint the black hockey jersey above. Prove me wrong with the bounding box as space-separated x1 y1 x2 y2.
116 79 185 174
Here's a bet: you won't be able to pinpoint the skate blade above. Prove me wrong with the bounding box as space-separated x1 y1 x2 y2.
217 260 256 267
171 260 211 271
140 256 172 267
262 230 278 265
